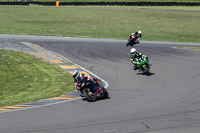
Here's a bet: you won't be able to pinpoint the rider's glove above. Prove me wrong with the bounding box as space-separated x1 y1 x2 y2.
132 61 137 64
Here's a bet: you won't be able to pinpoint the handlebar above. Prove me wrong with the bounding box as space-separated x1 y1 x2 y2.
136 57 147 65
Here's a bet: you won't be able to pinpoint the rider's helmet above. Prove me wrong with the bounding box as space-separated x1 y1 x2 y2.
72 70 80 79
138 30 142 35
130 48 137 55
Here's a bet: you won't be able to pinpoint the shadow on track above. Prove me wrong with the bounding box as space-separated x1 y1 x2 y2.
136 72 155 76
82 97 110 102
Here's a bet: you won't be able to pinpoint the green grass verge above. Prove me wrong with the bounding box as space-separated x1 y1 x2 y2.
0 5 199 43
0 49 75 107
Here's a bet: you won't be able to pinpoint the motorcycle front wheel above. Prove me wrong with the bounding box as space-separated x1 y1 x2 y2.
82 88 96 102
126 40 132 46
143 65 150 75
101 87 109 99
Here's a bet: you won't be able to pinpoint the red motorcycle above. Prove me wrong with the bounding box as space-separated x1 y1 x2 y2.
126 34 140 46
77 78 109 102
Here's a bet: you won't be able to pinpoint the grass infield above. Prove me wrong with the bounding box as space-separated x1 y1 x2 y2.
0 5 199 43
0 49 75 107
0 5 199 106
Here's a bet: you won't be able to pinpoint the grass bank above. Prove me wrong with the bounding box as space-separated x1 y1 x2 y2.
0 5 199 43
0 49 75 107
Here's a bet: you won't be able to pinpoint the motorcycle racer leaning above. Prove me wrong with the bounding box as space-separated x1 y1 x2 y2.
72 70 100 96
134 30 142 39
130 48 149 71
126 30 142 46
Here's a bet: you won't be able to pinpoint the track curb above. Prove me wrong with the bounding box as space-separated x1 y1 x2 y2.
0 42 108 112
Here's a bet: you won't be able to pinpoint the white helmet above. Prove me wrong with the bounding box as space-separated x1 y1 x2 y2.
72 70 79 78
130 48 137 55
138 30 142 35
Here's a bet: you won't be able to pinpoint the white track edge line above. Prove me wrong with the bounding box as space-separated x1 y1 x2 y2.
0 43 109 113
0 97 81 114
49 50 109 89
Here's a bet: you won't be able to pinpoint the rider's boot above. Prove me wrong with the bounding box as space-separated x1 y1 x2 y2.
98 87 104 94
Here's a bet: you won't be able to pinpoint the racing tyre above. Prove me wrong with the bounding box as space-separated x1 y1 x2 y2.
143 65 150 75
126 41 131 46
101 87 109 99
82 88 96 102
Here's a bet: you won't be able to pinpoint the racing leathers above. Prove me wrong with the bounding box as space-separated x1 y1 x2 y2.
126 32 142 46
130 52 148 71
74 74 100 96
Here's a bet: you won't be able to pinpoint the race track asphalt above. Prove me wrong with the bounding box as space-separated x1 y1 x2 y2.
0 34 200 133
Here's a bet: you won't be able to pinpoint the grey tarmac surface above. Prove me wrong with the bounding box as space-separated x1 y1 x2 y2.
0 34 200 133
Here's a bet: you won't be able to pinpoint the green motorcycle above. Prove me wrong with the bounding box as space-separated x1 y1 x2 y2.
133 55 151 74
